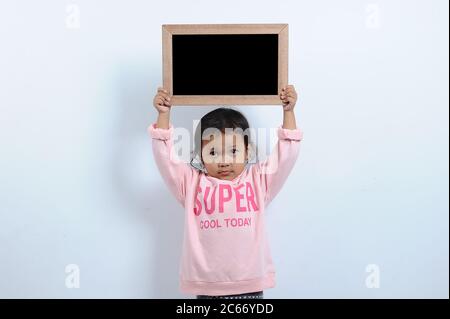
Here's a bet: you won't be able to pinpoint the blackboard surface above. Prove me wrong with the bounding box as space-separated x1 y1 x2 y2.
172 34 278 95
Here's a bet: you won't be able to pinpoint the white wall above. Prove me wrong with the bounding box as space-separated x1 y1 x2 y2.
0 0 448 298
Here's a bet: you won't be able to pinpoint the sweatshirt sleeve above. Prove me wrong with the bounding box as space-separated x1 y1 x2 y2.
148 123 196 207
252 126 303 206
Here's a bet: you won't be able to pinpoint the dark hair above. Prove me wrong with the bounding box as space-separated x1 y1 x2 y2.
191 107 251 168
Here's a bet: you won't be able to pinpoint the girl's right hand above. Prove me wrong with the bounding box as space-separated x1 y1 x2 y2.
153 87 172 113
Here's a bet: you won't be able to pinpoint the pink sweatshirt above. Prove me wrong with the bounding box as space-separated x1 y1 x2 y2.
148 122 303 296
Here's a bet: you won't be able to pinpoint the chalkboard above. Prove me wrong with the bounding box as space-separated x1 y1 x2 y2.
172 34 278 95
162 24 288 105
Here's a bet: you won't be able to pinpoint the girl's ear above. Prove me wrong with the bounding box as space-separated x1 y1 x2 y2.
247 142 257 164
190 150 206 172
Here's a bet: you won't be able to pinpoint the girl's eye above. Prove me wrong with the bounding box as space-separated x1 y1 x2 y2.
209 150 216 156
231 148 238 155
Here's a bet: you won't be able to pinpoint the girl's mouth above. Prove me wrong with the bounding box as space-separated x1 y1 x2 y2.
218 170 232 176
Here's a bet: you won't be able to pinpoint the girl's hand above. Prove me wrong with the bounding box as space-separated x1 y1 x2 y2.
153 87 172 113
280 85 298 111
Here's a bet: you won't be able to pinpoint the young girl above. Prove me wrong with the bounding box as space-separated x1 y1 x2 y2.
149 85 302 299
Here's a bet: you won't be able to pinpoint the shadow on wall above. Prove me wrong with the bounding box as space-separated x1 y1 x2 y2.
111 61 216 298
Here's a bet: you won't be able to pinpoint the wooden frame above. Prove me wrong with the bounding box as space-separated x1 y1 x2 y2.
162 23 288 106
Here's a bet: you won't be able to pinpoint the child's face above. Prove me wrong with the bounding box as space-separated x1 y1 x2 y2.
201 131 248 180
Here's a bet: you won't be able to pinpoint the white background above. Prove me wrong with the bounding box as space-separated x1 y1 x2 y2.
0 0 448 298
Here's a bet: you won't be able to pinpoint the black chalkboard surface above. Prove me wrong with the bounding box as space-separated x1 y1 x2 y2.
172 34 278 95
162 24 288 105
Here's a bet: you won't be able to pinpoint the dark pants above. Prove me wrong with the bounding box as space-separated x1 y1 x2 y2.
196 290 264 299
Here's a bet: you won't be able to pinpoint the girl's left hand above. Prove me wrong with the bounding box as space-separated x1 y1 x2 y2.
280 85 298 111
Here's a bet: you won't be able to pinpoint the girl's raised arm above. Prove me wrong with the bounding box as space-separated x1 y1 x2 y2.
149 87 197 207
252 85 303 206
154 87 171 128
